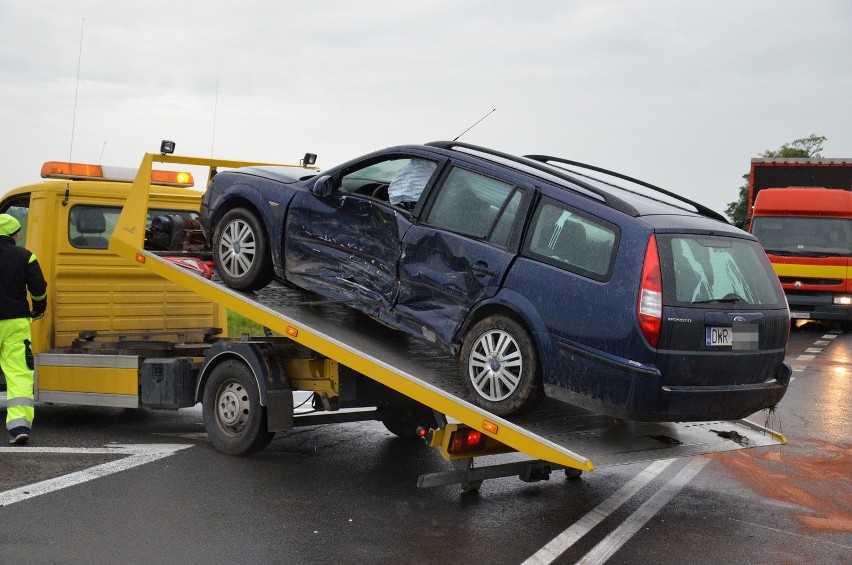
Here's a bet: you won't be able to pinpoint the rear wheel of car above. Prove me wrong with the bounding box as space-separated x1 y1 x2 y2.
459 315 543 416
213 208 273 291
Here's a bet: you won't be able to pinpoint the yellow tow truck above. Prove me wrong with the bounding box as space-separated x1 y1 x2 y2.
1 145 787 490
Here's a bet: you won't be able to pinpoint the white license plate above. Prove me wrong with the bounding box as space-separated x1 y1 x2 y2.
706 326 733 346
790 312 811 319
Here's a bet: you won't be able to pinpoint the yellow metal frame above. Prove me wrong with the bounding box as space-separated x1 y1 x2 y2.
110 153 595 473
428 423 517 460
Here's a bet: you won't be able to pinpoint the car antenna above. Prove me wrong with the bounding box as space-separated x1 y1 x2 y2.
63 18 85 207
453 108 496 142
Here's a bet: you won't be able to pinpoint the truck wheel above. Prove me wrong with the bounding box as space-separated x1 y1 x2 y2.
381 404 438 438
202 360 274 455
460 315 543 417
213 208 274 291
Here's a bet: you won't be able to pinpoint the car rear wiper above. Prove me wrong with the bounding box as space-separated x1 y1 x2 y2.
693 294 743 304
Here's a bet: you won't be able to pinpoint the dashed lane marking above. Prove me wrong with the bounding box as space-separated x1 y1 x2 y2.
792 330 842 372
0 444 192 507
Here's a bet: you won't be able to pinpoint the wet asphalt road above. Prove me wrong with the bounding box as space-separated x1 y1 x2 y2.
0 322 849 565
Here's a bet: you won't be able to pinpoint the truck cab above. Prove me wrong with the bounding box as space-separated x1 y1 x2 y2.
746 158 852 324
0 161 226 401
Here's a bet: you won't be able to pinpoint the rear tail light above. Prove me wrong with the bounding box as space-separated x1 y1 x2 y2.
637 234 662 347
448 429 486 454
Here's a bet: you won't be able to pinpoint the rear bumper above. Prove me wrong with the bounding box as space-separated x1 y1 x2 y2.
660 362 792 421
546 343 792 422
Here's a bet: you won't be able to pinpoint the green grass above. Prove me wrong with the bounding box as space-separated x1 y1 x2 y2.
227 310 275 337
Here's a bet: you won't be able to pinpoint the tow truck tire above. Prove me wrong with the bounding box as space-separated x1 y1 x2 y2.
202 360 274 455
460 315 543 417
213 208 274 291
381 404 438 438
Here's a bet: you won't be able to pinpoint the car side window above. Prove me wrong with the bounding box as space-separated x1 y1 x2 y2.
426 167 517 241
524 197 618 281
340 157 438 208
0 196 31 247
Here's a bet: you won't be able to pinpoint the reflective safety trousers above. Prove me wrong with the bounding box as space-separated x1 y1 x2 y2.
0 317 35 432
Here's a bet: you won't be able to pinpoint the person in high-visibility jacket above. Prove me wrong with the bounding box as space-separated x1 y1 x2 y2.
0 213 47 445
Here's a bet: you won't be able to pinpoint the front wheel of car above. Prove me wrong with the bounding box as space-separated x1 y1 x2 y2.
213 208 274 291
459 315 543 417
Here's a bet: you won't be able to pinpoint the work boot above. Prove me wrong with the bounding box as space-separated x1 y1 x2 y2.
9 427 30 445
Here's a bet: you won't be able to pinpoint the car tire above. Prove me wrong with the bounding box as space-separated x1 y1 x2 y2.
459 315 543 417
202 360 275 455
213 208 274 291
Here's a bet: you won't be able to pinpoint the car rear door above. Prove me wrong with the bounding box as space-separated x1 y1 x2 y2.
395 166 530 344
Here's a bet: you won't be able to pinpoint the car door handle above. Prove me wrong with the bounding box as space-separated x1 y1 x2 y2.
472 261 495 276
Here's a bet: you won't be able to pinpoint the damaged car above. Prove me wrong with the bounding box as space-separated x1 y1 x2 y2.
199 141 791 422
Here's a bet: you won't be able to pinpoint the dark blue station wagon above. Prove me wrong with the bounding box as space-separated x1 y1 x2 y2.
200 142 791 421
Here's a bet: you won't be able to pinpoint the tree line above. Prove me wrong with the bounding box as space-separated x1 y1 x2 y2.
725 134 827 223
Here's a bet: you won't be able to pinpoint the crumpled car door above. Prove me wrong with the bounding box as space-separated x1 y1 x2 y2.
285 190 411 320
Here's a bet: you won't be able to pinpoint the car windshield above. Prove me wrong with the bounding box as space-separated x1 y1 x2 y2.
751 216 852 257
658 235 786 308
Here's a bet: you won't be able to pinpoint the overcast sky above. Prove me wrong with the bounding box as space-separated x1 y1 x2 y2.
2 1 850 216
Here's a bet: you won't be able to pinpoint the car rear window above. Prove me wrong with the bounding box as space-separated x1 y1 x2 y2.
523 197 619 281
657 235 786 308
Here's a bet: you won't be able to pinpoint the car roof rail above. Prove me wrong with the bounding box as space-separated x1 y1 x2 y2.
523 154 728 223
426 140 639 216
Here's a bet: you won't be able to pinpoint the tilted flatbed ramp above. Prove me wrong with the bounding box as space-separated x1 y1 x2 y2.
109 153 785 476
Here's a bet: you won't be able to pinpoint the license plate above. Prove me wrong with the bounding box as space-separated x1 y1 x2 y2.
706 323 760 349
706 326 733 346
790 312 811 319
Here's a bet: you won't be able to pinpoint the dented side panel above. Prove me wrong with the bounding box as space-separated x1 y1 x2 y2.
285 191 410 318
397 225 514 344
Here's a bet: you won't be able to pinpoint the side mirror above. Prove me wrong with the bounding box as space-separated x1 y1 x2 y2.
310 175 334 197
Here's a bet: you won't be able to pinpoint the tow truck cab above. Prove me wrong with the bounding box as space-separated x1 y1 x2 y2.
0 161 226 401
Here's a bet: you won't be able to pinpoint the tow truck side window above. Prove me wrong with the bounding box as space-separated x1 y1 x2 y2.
68 205 200 250
0 196 31 247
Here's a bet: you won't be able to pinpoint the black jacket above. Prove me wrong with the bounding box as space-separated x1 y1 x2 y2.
0 235 47 320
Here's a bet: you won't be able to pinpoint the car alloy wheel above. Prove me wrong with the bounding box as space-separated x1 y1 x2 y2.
459 315 543 416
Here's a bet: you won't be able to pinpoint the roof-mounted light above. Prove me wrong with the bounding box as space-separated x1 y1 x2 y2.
40 161 194 187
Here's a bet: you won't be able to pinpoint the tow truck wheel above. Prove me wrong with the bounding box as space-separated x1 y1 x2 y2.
565 468 583 479
202 360 274 455
460 315 543 417
213 208 274 291
381 404 438 438
461 480 482 493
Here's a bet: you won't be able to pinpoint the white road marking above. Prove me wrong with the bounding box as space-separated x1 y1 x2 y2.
797 354 816 361
521 459 675 565
805 348 823 354
813 340 830 346
576 458 710 565
729 518 851 550
0 443 192 507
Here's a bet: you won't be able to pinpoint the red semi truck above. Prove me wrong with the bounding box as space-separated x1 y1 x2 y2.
746 158 852 324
